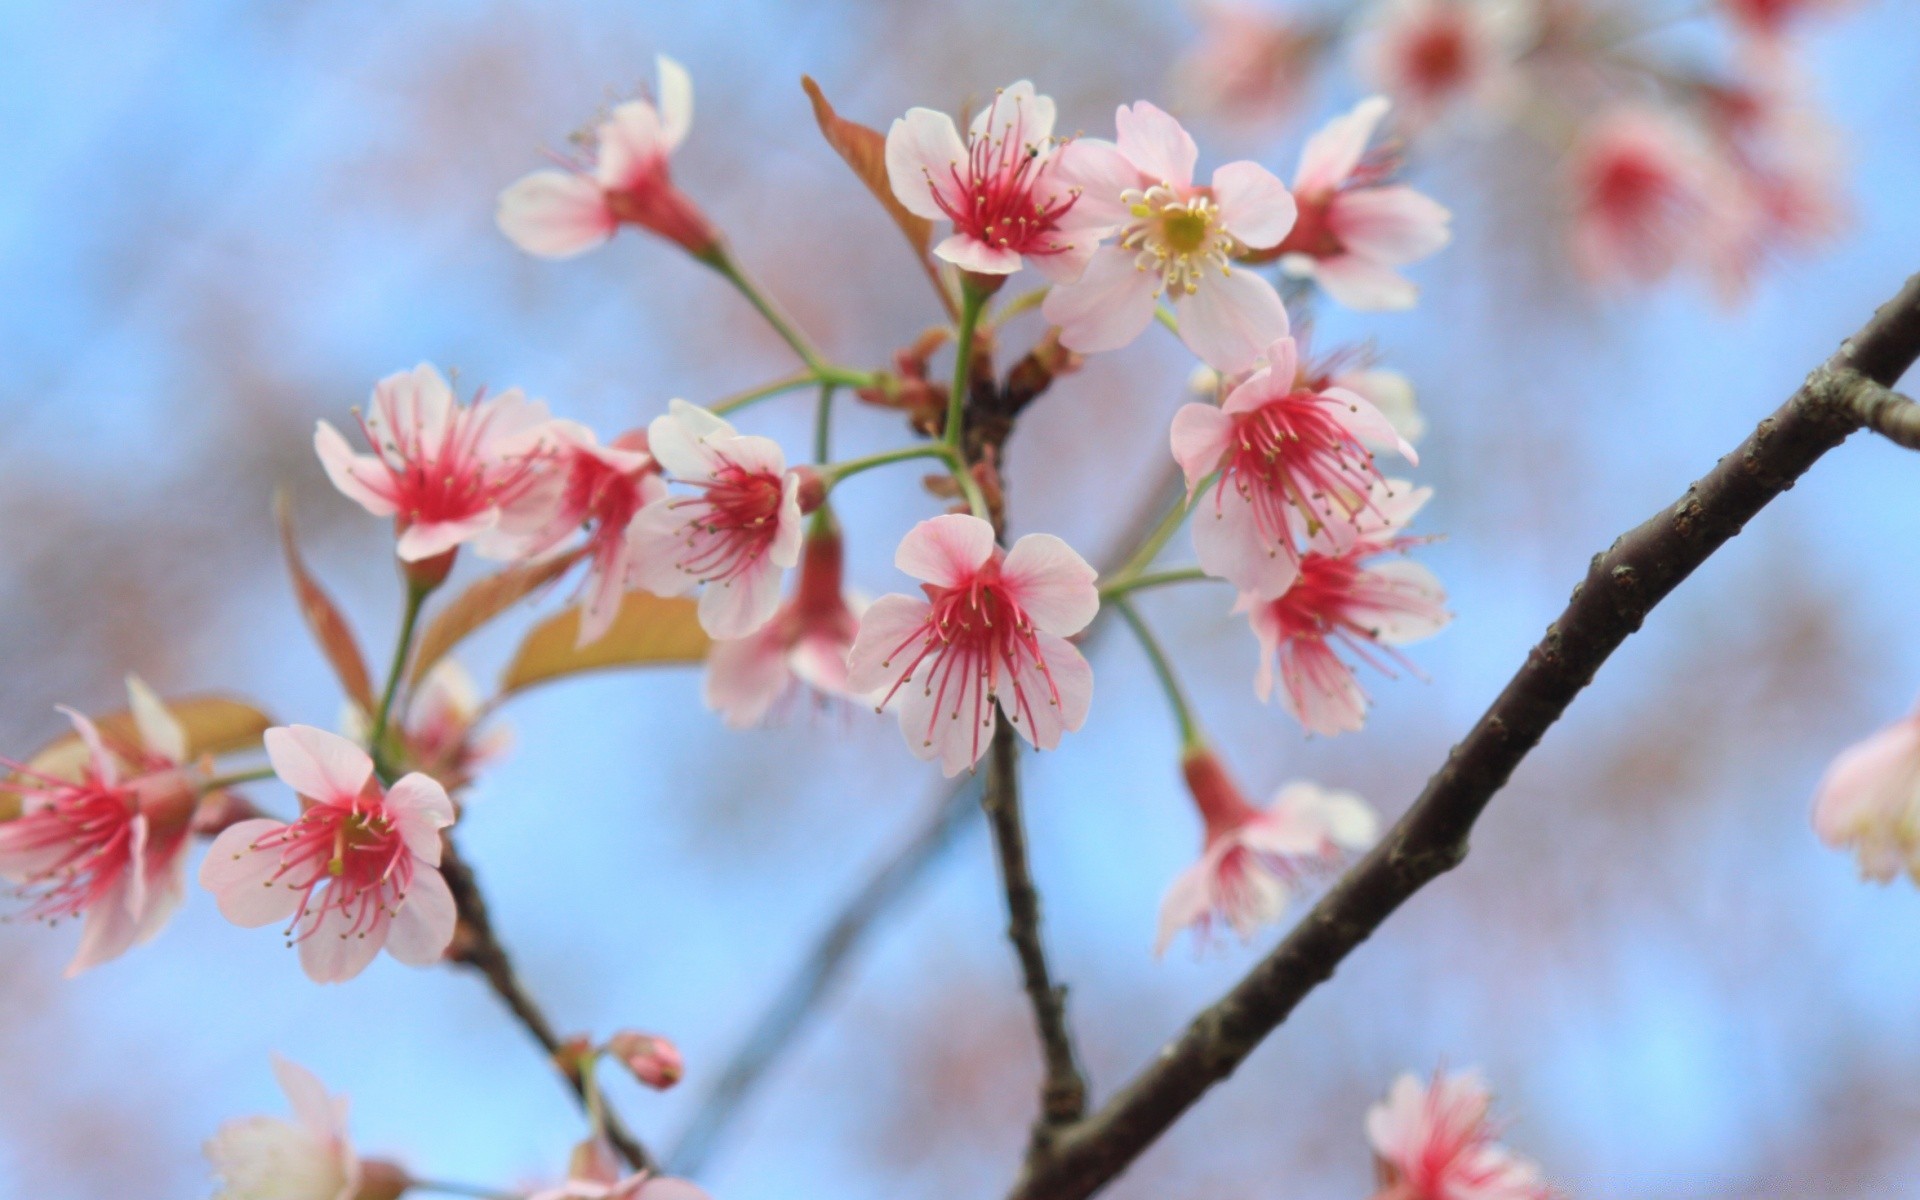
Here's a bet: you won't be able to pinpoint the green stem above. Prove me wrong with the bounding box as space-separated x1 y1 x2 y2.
705 248 828 375
1113 598 1203 753
369 580 431 754
710 370 815 416
1154 305 1179 334
822 443 951 486
408 1181 518 1200
812 382 837 465
944 281 989 449
582 1054 607 1141
989 285 1049 328
1100 567 1213 600
200 765 276 792
1114 482 1207 583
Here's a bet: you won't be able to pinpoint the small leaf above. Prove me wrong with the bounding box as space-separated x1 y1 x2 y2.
500 591 709 695
275 491 377 712
25 695 276 782
409 549 585 688
801 76 956 318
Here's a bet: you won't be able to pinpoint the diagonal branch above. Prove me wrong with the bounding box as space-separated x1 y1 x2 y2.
1007 269 1920 1200
440 839 656 1174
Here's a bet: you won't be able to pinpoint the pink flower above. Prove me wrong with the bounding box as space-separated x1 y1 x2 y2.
846 514 1098 777
499 422 668 646
1355 0 1517 130
885 80 1111 280
497 56 718 259
1171 335 1416 599
1170 3 1331 126
1157 747 1376 954
0 678 196 976
1271 97 1452 311
1367 1069 1555 1200
1718 0 1849 37
315 363 558 564
626 400 812 640
205 1057 362 1200
1567 106 1728 289
1240 480 1448 735
200 726 457 984
345 660 510 792
607 1030 685 1091
529 1139 710 1200
703 522 870 728
1813 706 1920 884
1041 101 1296 372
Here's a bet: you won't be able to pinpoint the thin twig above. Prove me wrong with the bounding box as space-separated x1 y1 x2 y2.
1818 365 1920 449
1007 270 1920 1200
439 839 656 1174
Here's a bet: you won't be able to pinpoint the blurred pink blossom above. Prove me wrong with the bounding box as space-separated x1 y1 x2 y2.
1355 0 1519 129
205 1057 363 1200
1367 1069 1555 1200
1813 705 1920 884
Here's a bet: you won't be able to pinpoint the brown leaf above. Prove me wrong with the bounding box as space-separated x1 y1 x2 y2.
275 490 376 712
25 695 276 784
801 76 956 318
500 591 710 695
408 548 585 687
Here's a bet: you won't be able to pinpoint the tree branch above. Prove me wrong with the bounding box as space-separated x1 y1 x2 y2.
1007 269 1920 1200
984 718 1090 1141
1825 366 1920 449
439 839 656 1174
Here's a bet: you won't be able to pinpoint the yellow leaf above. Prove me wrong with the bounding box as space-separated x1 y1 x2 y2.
23 694 276 784
409 549 585 687
500 592 709 695
276 491 377 712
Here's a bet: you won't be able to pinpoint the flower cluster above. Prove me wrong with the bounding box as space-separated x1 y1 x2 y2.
1366 1069 1558 1200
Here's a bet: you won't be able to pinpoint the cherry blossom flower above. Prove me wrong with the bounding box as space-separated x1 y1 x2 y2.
1171 335 1416 599
0 678 197 976
1157 747 1376 954
345 660 510 792
885 80 1112 280
497 55 718 259
1041 101 1296 372
1240 480 1448 735
1269 96 1453 311
1171 3 1331 126
1813 705 1920 884
1355 0 1518 130
498 421 667 646
205 1057 365 1200
1717 0 1849 38
1367 1069 1556 1200
627 401 811 640
1334 364 1428 447
845 514 1098 777
315 363 558 564
703 521 870 728
529 1139 710 1200
1567 106 1729 289
200 726 457 984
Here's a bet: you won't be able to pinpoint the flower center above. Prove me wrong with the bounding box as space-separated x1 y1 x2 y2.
0 779 141 922
1219 392 1384 551
251 802 412 943
929 94 1081 260
670 461 785 584
1121 186 1235 297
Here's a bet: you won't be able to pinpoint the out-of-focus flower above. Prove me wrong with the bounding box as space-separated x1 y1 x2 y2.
1717 0 1849 38
315 363 557 564
1567 106 1729 289
529 1139 710 1200
345 661 510 791
1333 365 1428 446
1355 0 1519 130
885 80 1111 281
0 678 197 976
1171 3 1331 125
1043 101 1296 371
1367 1069 1556 1200
1157 746 1375 953
846 514 1098 777
1171 335 1415 599
1240 480 1448 735
1270 96 1452 311
703 520 870 728
499 422 667 646
1813 706 1920 884
206 1057 366 1200
497 55 718 259
200 726 456 984
627 400 812 640
607 1030 685 1090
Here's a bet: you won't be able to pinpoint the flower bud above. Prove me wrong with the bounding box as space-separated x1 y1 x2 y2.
791 466 827 515
605 1030 684 1090
401 547 457 592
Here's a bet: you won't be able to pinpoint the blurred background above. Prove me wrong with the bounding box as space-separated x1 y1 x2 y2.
4 1 1920 1196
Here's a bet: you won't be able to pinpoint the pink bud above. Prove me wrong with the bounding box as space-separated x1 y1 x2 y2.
606 1031 684 1090
792 465 827 515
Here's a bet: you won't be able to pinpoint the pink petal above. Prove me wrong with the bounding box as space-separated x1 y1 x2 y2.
1001 631 1092 752
1320 386 1417 464
1292 252 1417 311
125 674 187 764
576 543 632 649
1169 402 1235 493
1114 100 1198 187
635 1180 715 1200
655 55 694 153
65 870 140 976
1210 160 1297 250
646 399 735 482
384 774 455 865
1154 858 1216 956
265 726 373 805
1194 484 1300 599
1814 719 1920 848
1045 138 1139 230
703 628 794 729
1330 185 1452 263
1172 269 1289 373
271 1056 343 1143
313 422 398 518
385 866 457 967
1042 244 1159 355
771 474 805 570
1273 782 1378 849
1221 341 1297 415
696 552 785 639
1279 637 1369 735
1355 559 1450 644
895 513 996 588
200 819 305 928
595 100 669 191
496 170 616 259
845 594 934 696
298 896 389 984
59 706 118 785
1294 95 1390 195
397 511 498 562
969 80 1056 146
1000 534 1100 636
934 233 1025 275
896 653 992 777
624 502 700 598
885 107 968 221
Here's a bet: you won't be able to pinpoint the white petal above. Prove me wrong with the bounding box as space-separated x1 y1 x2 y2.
655 55 694 152
1173 269 1289 373
895 514 996 588
1000 534 1100 636
265 726 373 804
496 170 615 259
1042 245 1159 355
885 108 967 221
1114 100 1198 186
385 866 457 967
1210 160 1296 250
125 674 187 764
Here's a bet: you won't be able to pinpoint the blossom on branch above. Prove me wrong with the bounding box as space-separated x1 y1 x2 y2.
529 1138 710 1200
205 1057 377 1200
1355 0 1517 130
1270 96 1453 311
885 80 1111 281
1171 2 1330 126
846 514 1098 777
1813 705 1920 884
315 363 558 564
1366 1069 1556 1200
1042 101 1295 372
1171 335 1416 599
627 400 813 640
344 660 509 792
497 55 718 259
1240 480 1448 735
200 726 456 984
0 678 197 976
1157 747 1376 954
1567 106 1728 290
